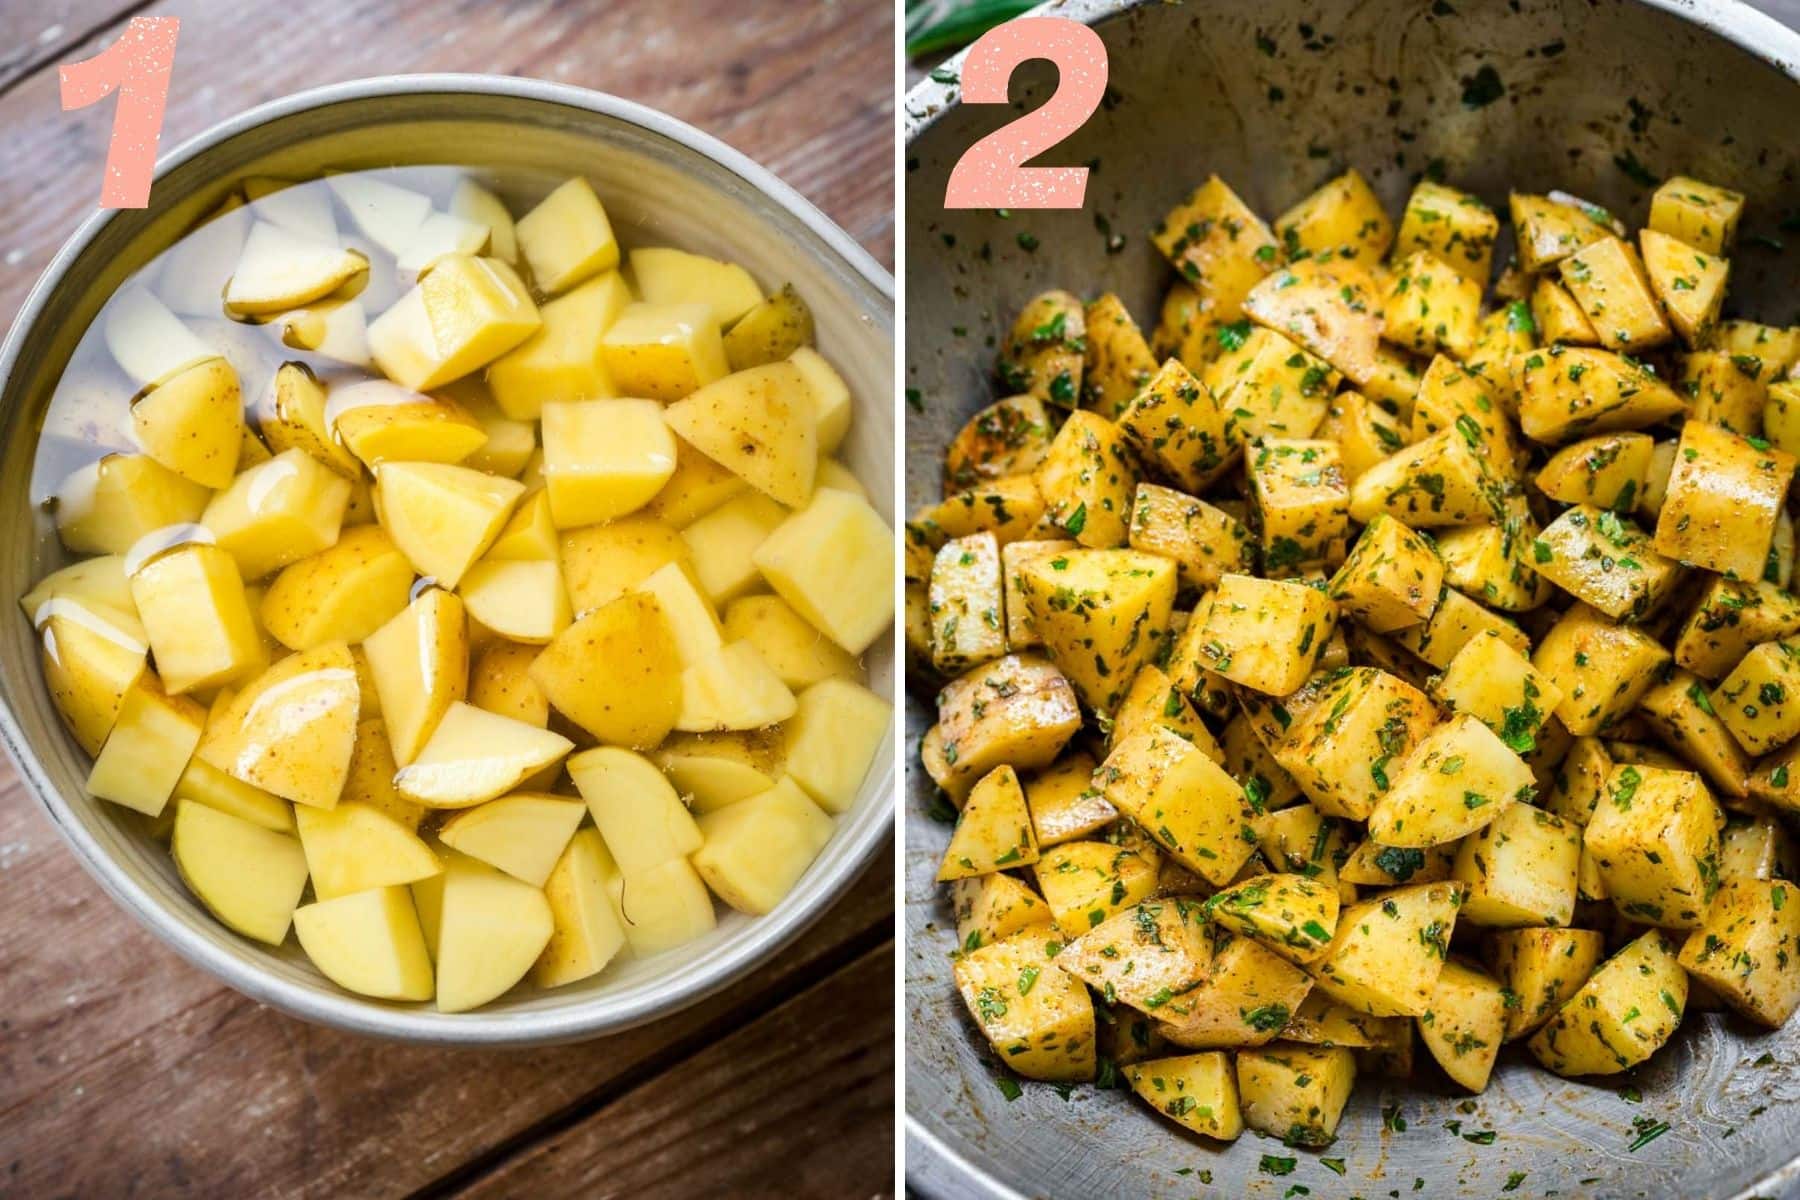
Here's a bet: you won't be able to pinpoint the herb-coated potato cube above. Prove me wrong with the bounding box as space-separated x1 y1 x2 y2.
1253 802 1352 897
1109 664 1222 761
1124 1052 1243 1141
1361 344 1426 421
754 486 894 656
1557 236 1671 352
912 475 1046 547
1150 176 1278 321
1675 577 1800 681
1165 592 1235 718
1383 250 1481 360
1453 802 1580 927
1307 880 1463 1017
1391 586 1529 669
1318 388 1408 482
1023 751 1115 846
928 532 1006 676
1155 931 1314 1049
1648 174 1745 255
1531 603 1670 735
1116 359 1236 493
1080 292 1157 418
1368 714 1536 847
1530 274 1599 346
943 393 1055 491
1417 958 1507 1091
1509 192 1613 273
1339 838 1455 887
1033 834 1162 936
1015 547 1177 714
1393 179 1498 286
1678 878 1800 1026
998 290 1085 407
1128 484 1253 592
1193 574 1337 696
1485 927 1606 1041
1585 763 1723 928
1531 504 1682 622
1033 409 1138 548
938 765 1040 881
1432 630 1563 753
1528 929 1687 1076
1654 420 1797 580
1714 640 1800 755
951 872 1054 954
1247 437 1349 576
1204 872 1339 965
1720 815 1800 883
1062 897 1212 1014
1097 724 1259 884
515 176 619 294
1328 513 1442 633
1234 1042 1355 1147
1242 257 1382 387
1409 355 1519 473
1636 668 1754 800
936 654 1082 795
128 544 263 695
1202 325 1338 441
1516 346 1684 444
1637 228 1728 346
1715 320 1800 376
1273 666 1435 821
1545 736 1612 825
1535 432 1655 511
1275 168 1393 266
1768 380 1800 458
1680 349 1767 437
1348 426 1503 529
1223 711 1303 814
1000 538 1075 650
1281 990 1407 1047
954 932 1097 1083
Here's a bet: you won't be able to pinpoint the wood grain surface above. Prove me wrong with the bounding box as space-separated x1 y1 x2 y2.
0 3 895 1197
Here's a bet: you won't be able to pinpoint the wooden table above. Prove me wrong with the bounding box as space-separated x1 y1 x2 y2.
0 3 894 1196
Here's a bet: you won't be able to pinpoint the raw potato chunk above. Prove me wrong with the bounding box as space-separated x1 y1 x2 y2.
532 592 683 749
55 456 212 560
609 857 716 956
535 398 675 525
676 641 796 732
1234 1043 1355 1147
1327 513 1442 633
459 559 570 644
1308 881 1462 1017
330 388 488 472
681 492 787 605
1531 504 1682 622
1015 547 1177 714
1150 176 1277 321
630 558 721 666
1583 764 1723 929
1393 179 1498 285
723 283 814 372
663 363 817 507
1124 1053 1242 1141
1528 929 1687 1076
657 730 781 813
1247 437 1348 575
1276 168 1392 266
1557 236 1670 351
1532 603 1669 735
951 873 1053 953
260 525 414 651
294 802 441 900
200 448 352 580
692 776 834 914
1116 360 1234 493
533 828 628 988
201 643 359 809
754 487 895 655
172 800 310 945
1453 802 1580 927
935 655 1081 796
559 516 688 613
952 932 1096 1082
783 678 891 814
1033 836 1162 936
224 221 367 317
1203 872 1339 964
723 595 859 689
1274 666 1435 822
1678 878 1800 1026
363 588 468 766
486 273 629 418
630 246 761 328
1192 574 1337 696
86 679 204 817
928 532 1005 675
293 886 435 1002
375 461 524 589
1535 432 1655 511
1128 484 1252 592
1096 725 1259 885
369 255 542 391
1486 927 1607 1040
1654 420 1796 580
439 793 585 886
129 544 263 695
600 302 728 401
434 853 554 1013
132 357 244 489
1033 410 1137 548
1368 714 1535 847
567 746 702 874
1062 898 1211 1013
1648 174 1744 254
939 765 1038 881
1417 959 1506 1092
516 176 619 294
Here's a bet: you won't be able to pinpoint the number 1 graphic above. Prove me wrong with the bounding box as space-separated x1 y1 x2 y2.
60 17 181 210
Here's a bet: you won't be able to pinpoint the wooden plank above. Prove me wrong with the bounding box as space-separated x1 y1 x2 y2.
450 942 896 1199
0 0 892 329
0 851 891 1199
0 0 144 94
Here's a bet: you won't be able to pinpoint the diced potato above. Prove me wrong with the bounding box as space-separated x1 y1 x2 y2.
1393 179 1497 285
374 461 524 589
1383 250 1482 359
1307 881 1463 1017
1720 815 1800 884
951 872 1054 953
1678 878 1800 1026
998 290 1085 407
1648 174 1744 254
675 640 795 732
1096 724 1259 884
486 273 630 419
362 587 467 765
1203 324 1340 440
1318 389 1407 483
1557 236 1670 352
200 643 359 809
1109 664 1221 760
434 852 554 1012
783 678 890 814
567 745 702 873
935 654 1081 796
294 801 441 899
533 827 627 988
54 454 211 558
1191 574 1337 696
1532 603 1670 735
1391 586 1528 669
1234 1042 1355 1146
723 283 815 371
938 765 1038 881
1115 359 1235 494
223 221 367 317
1277 168 1392 265
722 594 858 689
438 792 584 886
1453 802 1579 926
259 525 413 652
1416 958 1506 1091
1516 346 1685 444
600 301 728 401
1328 513 1442 632
1204 872 1338 964
1638 228 1728 346
1243 258 1381 387
176 755 295 833
753 487 894 655
911 475 1046 547
1584 763 1723 929
662 362 817 507
1339 838 1454 887
449 178 516 262
1079 292 1157 418
333 390 490 471
656 729 782 813
85 678 204 817
1713 640 1800 756
1486 927 1607 1041
1348 426 1503 528
1681 349 1767 436
1031 410 1138 549
1014 547 1176 714
368 254 542 391
1509 192 1612 273
127 544 262 695
1033 835 1162 936
1124 1053 1243 1141
1061 897 1212 1013
1531 504 1682 622
927 532 1004 675
609 856 716 956
559 515 688 615
1675 577 1800 681
1149 176 1277 321
691 776 834 914
1637 668 1754 799
533 591 683 747
1528 929 1687 1075
459 559 570 645
1247 437 1348 575
1021 752 1113 847
293 886 434 1002
171 799 310 945
1273 666 1435 822
131 357 243 489
1253 802 1351 898
954 932 1096 1081
1535 432 1655 511
1654 420 1796 580
943 393 1055 493
629 246 760 328
515 176 619 293
201 448 352 581
1367 713 1536 847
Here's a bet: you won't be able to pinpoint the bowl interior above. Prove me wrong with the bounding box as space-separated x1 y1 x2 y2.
0 81 895 1044
904 0 1800 1195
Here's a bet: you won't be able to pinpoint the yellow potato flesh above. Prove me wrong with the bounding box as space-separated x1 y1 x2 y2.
293 885 435 1002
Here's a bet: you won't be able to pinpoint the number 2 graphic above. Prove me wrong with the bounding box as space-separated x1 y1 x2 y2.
60 17 181 210
942 17 1108 210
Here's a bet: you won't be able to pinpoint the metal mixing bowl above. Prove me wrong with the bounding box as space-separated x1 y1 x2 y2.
0 75 894 1045
904 1 1800 1194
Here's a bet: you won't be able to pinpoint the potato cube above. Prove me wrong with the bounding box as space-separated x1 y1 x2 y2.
201 644 359 809
663 361 817 506
1247 438 1348 575
375 461 524 589
171 799 310 945
1033 835 1162 936
1109 664 1221 760
558 515 688 615
1679 878 1800 1026
1127 486 1249 595
1545 736 1612 825
938 765 1039 881
1338 838 1454 887
643 434 751 527
1348 426 1503 528
1327 513 1442 632
1391 587 1529 669
1149 176 1278 320
1079 292 1157 418
1153 932 1313 1049
935 654 1081 795
567 745 701 874
943 393 1055 492
1235 1043 1355 1147
433 852 554 1012
998 290 1085 407
1535 432 1655 511
1453 803 1580 927
539 398 677 527
1530 276 1601 346
392 701 573 809
1655 420 1796 580
368 255 541 391
721 595 856 692
1368 713 1535 847
954 932 1096 1082
1014 547 1177 714
1124 1053 1242 1141
132 357 244 489
1485 927 1607 1041
1674 577 1800 681
1115 359 1235 493
1532 603 1670 735
1308 880 1462 1017
1683 350 1769 437
1557 236 1671 352
1533 504 1682 622
531 828 627 988
1062 897 1212 1014
1272 666 1435 821
754 487 894 655
1648 174 1745 254
1275 168 1392 266
1639 669 1756 801
1193 574 1337 696
1204 872 1339 965
1713 640 1800 755
1516 346 1685 444
1318 388 1407 483
1241 257 1382 387
1585 763 1723 928
1031 409 1137 549
1721 816 1800 884
1096 725 1259 885
1383 250 1481 359
292 886 434 1002
193 450 348 581
998 539 1075 650
1509 192 1612 273
128 544 262 695
515 176 619 294
532 592 682 749
951 873 1053 953
1528 929 1687 1075
1413 958 1507 1092
486 272 630 418
1432 630 1563 752
1022 751 1114 847
691 776 834 915
294 800 441 900
1201 325 1338 440
600 301 727 401
608 857 716 957
1638 228 1727 346
1393 179 1498 285
86 678 205 817
928 531 1005 676
1253 802 1351 896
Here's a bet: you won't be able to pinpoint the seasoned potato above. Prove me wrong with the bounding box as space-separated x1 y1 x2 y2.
937 765 1040 881
1234 1042 1355 1146
1583 763 1723 928
1453 802 1580 927
935 654 1082 795
954 933 1097 1082
1116 359 1236 493
951 873 1054 954
1678 878 1800 1026
1155 931 1315 1049
1393 179 1497 285
1033 835 1162 936
1243 258 1381 387
1062 898 1212 1013
1531 504 1682 622
1192 574 1337 696
1328 513 1442 632
1124 1053 1243 1141
1653 420 1796 580
1308 881 1463 1017
1648 174 1744 254
1528 929 1687 1076
1150 176 1277 321
1015 547 1178 714
1366 714 1536 847
1203 873 1339 964
1272 666 1435 821
1417 958 1507 1092
1097 724 1259 885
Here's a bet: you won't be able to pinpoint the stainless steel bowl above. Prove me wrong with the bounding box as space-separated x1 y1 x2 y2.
904 1 1800 1195
0 75 894 1045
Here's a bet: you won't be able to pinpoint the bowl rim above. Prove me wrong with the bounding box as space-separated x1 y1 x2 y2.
0 72 895 1046
900 0 1800 1194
